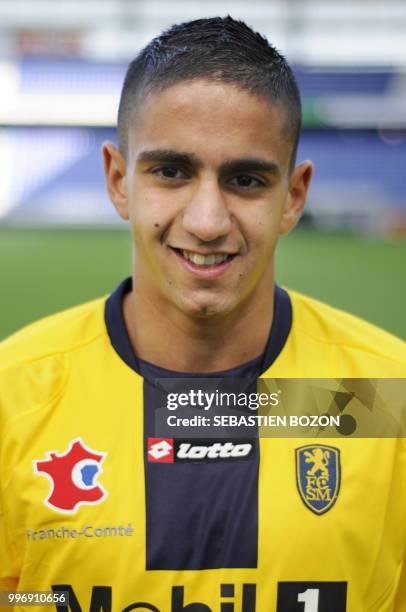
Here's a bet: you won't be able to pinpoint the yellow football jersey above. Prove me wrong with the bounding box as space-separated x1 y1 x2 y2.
1 278 405 612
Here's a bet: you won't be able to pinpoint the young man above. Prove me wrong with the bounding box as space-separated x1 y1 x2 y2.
1 17 405 612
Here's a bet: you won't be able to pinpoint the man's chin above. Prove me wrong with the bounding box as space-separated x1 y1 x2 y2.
177 295 234 320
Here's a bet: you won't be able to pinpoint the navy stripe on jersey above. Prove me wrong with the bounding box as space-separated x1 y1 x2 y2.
104 277 292 570
104 276 292 379
143 379 259 570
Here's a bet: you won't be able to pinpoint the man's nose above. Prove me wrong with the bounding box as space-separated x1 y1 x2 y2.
181 178 232 242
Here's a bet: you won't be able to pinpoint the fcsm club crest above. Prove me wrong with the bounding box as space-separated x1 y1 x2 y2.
34 438 107 513
296 445 341 515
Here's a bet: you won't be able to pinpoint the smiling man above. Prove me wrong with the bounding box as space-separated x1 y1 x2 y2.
103 74 311 372
1 16 406 612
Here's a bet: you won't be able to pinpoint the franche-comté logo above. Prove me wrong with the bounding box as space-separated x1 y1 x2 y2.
147 438 254 463
34 438 107 513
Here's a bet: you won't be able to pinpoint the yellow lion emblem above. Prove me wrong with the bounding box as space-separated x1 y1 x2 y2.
304 448 330 476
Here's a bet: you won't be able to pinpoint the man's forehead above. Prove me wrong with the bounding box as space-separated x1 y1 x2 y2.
135 78 285 126
127 79 292 169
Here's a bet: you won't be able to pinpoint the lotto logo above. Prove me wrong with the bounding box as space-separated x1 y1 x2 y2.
147 438 254 463
147 438 174 463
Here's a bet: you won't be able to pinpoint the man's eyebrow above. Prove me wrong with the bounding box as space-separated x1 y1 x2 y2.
136 149 202 167
136 150 281 177
220 158 281 177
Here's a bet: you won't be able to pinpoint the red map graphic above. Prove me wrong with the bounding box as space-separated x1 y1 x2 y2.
34 439 106 512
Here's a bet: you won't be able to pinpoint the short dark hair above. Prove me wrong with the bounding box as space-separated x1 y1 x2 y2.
118 16 302 168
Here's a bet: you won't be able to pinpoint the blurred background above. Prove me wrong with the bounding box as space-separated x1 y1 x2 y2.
0 0 405 339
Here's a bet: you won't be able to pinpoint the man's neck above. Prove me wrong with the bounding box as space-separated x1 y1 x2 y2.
122 279 274 373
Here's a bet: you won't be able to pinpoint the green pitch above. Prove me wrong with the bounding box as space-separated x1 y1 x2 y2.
1 227 405 341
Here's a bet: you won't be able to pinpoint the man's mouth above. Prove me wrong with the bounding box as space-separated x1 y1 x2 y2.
180 249 235 267
169 248 237 278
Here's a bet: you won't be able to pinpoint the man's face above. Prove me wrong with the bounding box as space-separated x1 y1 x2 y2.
104 79 311 318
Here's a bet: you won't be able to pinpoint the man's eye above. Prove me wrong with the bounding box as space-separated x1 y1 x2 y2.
229 175 264 189
152 166 187 179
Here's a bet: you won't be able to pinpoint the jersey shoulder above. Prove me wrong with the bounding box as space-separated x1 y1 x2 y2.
0 297 108 425
0 297 107 372
288 289 406 372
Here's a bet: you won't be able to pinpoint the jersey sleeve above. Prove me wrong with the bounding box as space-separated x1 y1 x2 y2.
0 414 19 589
0 367 21 598
394 559 406 612
0 344 68 605
0 486 19 608
0 393 19 612
394 439 406 612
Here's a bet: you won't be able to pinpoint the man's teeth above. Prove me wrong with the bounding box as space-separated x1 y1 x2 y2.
182 251 230 266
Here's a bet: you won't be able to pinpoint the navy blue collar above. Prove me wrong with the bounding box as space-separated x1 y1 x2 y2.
105 277 292 380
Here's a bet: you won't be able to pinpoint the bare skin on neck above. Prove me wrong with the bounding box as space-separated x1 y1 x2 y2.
123 269 274 373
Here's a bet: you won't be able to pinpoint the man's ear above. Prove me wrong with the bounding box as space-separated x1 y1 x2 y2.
279 161 313 235
102 141 129 220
